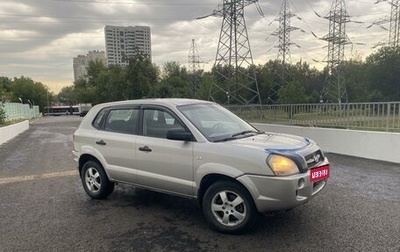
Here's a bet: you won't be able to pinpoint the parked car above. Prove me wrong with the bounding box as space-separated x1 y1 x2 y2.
73 99 329 234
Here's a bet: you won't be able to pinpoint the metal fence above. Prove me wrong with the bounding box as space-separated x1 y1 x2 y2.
227 102 400 132
2 103 40 121
2 101 400 132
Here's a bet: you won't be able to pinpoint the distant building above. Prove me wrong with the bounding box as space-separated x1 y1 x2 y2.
73 50 106 81
104 25 151 67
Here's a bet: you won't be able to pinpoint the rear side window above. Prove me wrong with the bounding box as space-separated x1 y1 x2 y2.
92 109 107 129
104 108 139 134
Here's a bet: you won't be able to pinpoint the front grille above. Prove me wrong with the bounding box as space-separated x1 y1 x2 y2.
305 150 323 168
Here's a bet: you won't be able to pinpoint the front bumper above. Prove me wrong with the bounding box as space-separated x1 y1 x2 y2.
72 150 79 164
237 158 329 213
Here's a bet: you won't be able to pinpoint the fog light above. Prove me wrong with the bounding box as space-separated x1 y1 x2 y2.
298 178 305 189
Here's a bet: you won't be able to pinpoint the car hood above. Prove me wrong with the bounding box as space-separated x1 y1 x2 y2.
229 132 312 153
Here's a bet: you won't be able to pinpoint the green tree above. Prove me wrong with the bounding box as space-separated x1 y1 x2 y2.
278 80 309 104
153 62 191 98
209 64 241 104
254 63 274 104
58 86 77 105
74 78 96 104
0 77 12 102
196 72 213 100
93 64 126 103
0 104 6 124
159 76 191 98
161 61 182 79
290 62 324 103
80 53 159 104
342 60 370 102
87 60 107 87
365 47 400 101
10 76 51 112
126 53 158 99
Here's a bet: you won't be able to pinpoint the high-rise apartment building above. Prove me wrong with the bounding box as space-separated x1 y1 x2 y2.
73 50 106 81
104 25 151 67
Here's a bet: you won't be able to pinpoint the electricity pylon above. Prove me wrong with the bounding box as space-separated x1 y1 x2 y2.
268 0 301 103
198 0 261 105
188 39 203 97
389 0 400 47
321 0 350 103
188 39 202 73
369 0 400 48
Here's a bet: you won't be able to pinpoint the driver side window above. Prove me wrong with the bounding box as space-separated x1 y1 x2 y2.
142 109 185 138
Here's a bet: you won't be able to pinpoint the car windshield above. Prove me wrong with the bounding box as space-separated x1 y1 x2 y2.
178 103 260 142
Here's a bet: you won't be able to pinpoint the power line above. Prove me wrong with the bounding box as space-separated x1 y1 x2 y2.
52 0 216 6
0 13 195 21
369 0 400 48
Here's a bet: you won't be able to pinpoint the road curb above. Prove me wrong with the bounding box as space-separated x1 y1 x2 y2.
0 120 30 146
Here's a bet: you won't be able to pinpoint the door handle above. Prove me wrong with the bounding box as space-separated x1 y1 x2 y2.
96 140 106 146
139 146 152 152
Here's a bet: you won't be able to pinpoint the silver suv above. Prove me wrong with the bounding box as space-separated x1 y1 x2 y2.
73 99 330 234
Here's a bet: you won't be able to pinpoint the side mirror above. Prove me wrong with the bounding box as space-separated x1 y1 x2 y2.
166 129 193 141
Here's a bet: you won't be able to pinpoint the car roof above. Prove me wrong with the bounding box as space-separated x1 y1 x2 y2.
92 98 214 109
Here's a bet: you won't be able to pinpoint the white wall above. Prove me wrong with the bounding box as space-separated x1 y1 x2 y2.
1 121 398 164
0 120 29 145
253 123 400 164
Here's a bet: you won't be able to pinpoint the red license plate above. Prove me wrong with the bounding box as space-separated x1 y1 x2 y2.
310 165 330 182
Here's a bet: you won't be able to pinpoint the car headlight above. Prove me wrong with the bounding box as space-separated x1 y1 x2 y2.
267 155 299 176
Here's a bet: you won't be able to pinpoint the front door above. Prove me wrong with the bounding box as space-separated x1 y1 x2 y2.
135 108 194 196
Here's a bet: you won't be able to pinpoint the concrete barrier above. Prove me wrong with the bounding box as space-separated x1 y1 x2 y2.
0 120 29 145
1 120 398 164
253 123 400 164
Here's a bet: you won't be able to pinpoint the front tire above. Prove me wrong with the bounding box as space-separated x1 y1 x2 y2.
202 181 257 234
81 161 114 199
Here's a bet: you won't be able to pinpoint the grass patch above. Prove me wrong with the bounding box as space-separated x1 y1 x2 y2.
0 119 26 127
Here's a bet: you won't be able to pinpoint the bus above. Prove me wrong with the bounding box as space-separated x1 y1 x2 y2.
44 104 92 116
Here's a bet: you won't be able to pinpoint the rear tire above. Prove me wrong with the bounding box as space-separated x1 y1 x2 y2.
202 181 257 234
81 161 114 199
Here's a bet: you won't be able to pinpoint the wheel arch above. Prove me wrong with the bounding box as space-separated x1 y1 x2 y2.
197 174 253 208
78 154 103 175
77 145 112 179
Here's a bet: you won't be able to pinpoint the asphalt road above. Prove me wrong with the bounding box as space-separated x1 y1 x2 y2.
0 116 399 252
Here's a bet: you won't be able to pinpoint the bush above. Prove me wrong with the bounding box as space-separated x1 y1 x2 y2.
0 105 6 125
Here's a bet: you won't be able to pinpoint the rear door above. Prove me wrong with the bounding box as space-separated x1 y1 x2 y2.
135 106 195 196
94 106 139 183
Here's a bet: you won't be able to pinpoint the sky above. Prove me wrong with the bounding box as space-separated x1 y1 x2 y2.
0 0 393 93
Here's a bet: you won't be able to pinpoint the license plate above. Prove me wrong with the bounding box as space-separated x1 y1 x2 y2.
310 165 330 182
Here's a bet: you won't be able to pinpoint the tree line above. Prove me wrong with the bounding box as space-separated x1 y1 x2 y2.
1 46 399 113
0 76 51 111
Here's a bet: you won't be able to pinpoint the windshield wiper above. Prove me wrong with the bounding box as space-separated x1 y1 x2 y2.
231 130 261 138
213 137 236 143
214 130 261 142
